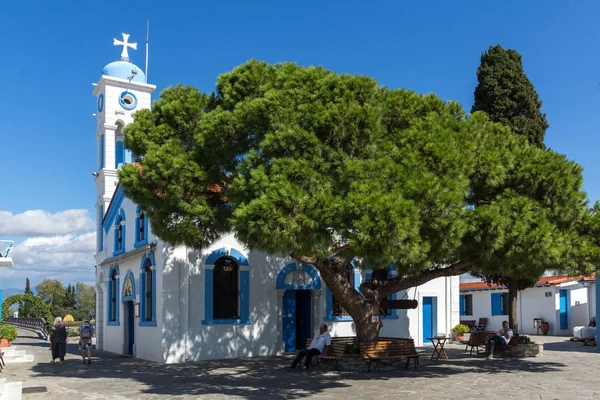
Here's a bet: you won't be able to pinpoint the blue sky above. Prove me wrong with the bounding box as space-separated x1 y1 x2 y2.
0 0 598 288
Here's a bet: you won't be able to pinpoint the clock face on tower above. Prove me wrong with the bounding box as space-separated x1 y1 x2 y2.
97 94 104 112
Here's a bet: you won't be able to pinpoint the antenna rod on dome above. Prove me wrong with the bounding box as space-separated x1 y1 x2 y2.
145 19 149 83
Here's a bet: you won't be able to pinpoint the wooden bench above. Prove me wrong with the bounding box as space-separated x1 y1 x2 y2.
305 336 356 368
460 331 495 355
360 339 421 371
487 334 518 357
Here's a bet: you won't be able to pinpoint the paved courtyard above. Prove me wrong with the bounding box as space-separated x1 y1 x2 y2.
4 329 600 399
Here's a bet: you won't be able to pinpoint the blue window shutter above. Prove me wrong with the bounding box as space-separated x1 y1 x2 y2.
460 295 465 316
491 293 501 316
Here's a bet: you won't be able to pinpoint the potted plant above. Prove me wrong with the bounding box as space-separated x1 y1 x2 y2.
0 325 18 347
540 321 550 335
451 324 470 340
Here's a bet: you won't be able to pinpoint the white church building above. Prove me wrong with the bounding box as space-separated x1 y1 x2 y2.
93 33 461 364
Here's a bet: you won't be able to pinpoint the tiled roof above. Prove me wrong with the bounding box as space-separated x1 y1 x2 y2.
460 274 595 291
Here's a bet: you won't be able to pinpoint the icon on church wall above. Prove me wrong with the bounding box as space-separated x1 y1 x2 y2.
123 277 133 297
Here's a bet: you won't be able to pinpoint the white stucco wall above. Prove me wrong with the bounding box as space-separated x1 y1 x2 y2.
95 196 164 363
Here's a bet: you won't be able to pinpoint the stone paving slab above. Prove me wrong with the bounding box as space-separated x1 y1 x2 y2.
5 329 600 399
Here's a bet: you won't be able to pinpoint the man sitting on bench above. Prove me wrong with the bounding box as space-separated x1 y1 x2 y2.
487 320 513 360
286 324 331 371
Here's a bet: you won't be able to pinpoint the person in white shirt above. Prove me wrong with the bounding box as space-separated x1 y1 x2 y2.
286 324 332 370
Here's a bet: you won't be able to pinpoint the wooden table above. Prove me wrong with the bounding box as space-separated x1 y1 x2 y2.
427 337 449 360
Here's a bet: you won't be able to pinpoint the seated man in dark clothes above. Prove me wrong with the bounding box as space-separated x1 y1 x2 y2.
286 324 331 371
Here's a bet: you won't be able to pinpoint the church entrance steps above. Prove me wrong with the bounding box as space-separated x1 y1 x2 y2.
2 347 34 363
0 378 23 400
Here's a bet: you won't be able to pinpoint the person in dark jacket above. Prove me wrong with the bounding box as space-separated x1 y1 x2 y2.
50 317 67 364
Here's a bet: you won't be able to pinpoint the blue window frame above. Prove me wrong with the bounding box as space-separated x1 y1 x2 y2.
113 209 126 256
364 265 400 320
491 292 508 316
134 206 148 248
325 263 361 321
460 294 473 316
107 265 120 326
139 252 157 326
202 247 251 325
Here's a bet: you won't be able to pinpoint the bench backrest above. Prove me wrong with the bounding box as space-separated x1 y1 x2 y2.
359 339 417 359
468 331 496 345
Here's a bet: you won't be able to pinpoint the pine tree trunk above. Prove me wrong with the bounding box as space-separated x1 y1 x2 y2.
353 301 381 343
508 279 519 334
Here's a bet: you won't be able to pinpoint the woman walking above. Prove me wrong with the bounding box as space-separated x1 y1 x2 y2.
50 317 67 364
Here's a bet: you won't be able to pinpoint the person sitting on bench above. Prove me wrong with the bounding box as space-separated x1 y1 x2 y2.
286 324 331 371
487 320 513 360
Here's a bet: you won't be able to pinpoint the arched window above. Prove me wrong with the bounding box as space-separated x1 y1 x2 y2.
111 269 117 320
144 260 153 321
113 210 126 256
139 253 157 326
139 212 146 241
107 267 120 325
332 265 354 317
135 206 148 248
202 247 251 325
116 217 123 251
213 257 239 320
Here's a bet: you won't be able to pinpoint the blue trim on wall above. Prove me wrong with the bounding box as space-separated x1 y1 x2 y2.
107 265 120 326
275 263 322 290
99 134 105 170
202 248 252 325
98 204 104 252
113 209 126 256
325 262 360 321
491 293 502 316
205 247 249 266
115 140 124 169
134 206 149 248
103 186 125 234
139 253 157 327
121 270 136 302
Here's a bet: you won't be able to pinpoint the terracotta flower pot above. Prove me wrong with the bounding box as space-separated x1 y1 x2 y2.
454 333 465 341
0 338 11 347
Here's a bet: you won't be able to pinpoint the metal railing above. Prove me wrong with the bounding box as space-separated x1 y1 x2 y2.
0 240 13 258
5 317 48 339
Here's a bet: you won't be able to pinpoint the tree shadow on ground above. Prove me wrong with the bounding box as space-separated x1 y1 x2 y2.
27 343 570 399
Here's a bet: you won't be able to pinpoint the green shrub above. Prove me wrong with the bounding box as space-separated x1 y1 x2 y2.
0 325 18 341
451 324 470 334
344 343 361 354
67 329 79 337
518 335 534 344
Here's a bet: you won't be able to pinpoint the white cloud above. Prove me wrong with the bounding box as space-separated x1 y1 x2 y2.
0 209 94 236
1 232 96 289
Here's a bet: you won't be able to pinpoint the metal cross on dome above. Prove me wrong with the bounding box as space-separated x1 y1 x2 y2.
113 33 137 62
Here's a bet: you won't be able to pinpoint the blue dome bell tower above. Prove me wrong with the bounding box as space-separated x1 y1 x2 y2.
92 32 156 254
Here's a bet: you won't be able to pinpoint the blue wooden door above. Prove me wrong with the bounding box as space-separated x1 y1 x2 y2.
127 301 135 355
295 290 312 350
559 289 569 330
422 297 435 343
282 290 297 352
